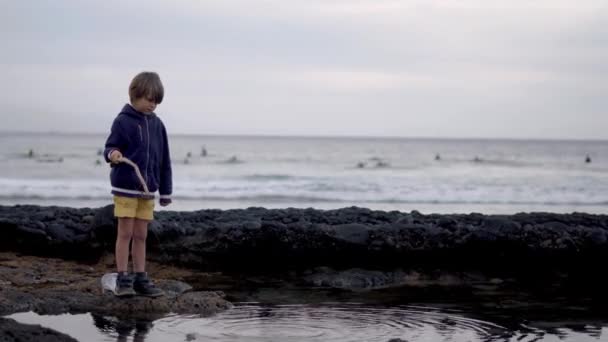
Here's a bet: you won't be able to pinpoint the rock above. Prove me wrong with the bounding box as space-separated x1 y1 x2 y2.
2 205 608 273
171 291 232 314
46 224 73 241
160 280 193 297
16 226 48 240
31 210 56 222
92 205 115 230
82 215 95 225
0 317 78 342
438 217 458 230
2 286 229 319
242 220 262 230
305 267 408 290
0 252 232 322
332 224 370 244
587 229 607 245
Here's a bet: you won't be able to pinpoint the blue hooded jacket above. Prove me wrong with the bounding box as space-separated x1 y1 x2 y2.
104 104 172 201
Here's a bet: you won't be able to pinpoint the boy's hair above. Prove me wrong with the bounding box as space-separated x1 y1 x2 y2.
129 71 164 104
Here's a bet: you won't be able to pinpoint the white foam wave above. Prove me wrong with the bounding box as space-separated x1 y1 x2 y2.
0 176 606 207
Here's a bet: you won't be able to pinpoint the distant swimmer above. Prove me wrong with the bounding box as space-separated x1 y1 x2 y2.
36 156 63 163
95 159 102 166
585 154 592 163
435 154 441 161
27 149 34 158
375 161 390 168
97 148 103 156
201 146 207 157
473 156 482 163
356 162 366 168
186 151 192 158
227 155 238 163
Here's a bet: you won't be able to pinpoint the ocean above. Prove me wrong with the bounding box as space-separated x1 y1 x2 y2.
0 131 606 214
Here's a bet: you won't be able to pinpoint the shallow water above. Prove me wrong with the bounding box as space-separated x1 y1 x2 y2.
7 303 608 341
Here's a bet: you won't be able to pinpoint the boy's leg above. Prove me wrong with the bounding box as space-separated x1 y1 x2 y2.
116 217 135 272
112 196 139 297
132 219 149 273
132 200 163 297
115 217 136 297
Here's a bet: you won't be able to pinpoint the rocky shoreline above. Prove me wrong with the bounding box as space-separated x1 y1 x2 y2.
0 251 230 341
2 204 607 271
1 204 607 340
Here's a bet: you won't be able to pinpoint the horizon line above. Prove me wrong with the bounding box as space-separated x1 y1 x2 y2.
0 129 606 143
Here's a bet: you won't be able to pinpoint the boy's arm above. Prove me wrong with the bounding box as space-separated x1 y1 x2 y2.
104 118 126 163
159 123 173 205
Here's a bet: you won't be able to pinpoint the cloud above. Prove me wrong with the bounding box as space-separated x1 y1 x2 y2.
0 0 607 139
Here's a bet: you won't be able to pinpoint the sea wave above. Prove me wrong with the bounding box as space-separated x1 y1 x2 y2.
1 171 607 208
244 174 295 181
1 192 606 207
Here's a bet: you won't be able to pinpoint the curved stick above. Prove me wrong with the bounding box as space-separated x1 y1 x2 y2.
118 157 151 195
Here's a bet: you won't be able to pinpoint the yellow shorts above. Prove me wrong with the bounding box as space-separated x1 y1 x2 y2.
113 196 154 220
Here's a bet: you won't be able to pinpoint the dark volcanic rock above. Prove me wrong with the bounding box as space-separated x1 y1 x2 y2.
0 317 78 342
1 205 607 273
305 267 409 290
0 253 231 320
0 282 229 320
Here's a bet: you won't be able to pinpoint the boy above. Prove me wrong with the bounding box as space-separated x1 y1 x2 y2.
104 71 172 297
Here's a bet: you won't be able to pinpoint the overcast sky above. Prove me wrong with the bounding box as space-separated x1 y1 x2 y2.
1 0 607 139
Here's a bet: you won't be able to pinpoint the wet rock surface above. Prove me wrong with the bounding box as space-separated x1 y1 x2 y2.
302 267 472 290
0 252 230 320
0 317 78 342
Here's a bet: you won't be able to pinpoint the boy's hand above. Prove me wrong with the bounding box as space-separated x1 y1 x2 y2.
109 150 123 163
160 198 172 207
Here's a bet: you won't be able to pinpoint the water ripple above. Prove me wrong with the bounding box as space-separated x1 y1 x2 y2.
154 303 508 342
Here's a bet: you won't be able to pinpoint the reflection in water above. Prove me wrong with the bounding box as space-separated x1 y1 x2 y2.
147 304 608 342
91 313 154 342
7 304 608 341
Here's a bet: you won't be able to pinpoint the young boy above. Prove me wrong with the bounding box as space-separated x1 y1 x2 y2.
103 71 172 297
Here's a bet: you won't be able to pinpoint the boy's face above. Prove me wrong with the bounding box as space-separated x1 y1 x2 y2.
131 96 158 114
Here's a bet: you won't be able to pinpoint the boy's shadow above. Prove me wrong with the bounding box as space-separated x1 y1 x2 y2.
92 313 154 342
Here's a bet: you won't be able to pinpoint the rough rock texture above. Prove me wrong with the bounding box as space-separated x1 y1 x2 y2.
302 267 475 290
0 252 231 320
0 317 78 342
4 205 607 341
1 205 607 274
